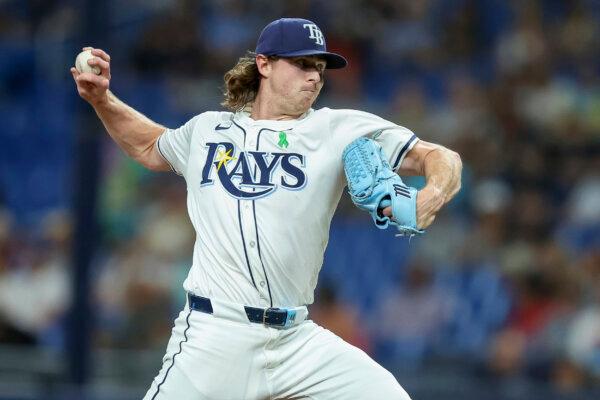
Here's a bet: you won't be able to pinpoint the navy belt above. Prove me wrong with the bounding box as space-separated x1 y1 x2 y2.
187 293 298 328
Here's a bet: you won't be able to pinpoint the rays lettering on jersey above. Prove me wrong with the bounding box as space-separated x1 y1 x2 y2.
200 142 306 199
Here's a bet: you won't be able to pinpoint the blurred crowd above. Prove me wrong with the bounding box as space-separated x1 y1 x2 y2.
1 0 599 397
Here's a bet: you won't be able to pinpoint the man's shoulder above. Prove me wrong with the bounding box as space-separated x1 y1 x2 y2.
184 111 234 129
313 107 377 119
197 110 234 121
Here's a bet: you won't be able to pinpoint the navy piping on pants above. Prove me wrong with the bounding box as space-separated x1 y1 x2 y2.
150 310 192 400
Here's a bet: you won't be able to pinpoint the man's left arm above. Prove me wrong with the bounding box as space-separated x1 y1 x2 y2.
397 140 462 229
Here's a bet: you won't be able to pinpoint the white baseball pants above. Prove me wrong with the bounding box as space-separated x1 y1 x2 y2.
143 298 411 400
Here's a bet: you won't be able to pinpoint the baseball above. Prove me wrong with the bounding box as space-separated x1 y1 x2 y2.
75 49 101 75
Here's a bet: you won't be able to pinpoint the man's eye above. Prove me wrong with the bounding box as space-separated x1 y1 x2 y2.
295 59 324 71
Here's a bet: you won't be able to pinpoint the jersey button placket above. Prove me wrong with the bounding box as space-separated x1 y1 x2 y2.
241 207 266 299
244 127 270 302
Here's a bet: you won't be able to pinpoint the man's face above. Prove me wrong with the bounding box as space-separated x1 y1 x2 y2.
265 56 327 114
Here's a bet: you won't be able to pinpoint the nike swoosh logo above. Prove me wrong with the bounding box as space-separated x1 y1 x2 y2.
215 123 230 131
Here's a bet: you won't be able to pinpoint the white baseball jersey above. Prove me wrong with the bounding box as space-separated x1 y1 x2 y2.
156 107 418 308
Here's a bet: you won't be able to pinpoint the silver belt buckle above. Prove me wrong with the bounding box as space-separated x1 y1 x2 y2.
263 307 280 325
261 307 298 328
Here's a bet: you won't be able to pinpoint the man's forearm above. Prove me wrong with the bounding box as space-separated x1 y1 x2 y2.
422 147 462 204
92 90 166 165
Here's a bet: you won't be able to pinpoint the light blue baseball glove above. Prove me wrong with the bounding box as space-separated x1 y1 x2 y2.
342 137 424 237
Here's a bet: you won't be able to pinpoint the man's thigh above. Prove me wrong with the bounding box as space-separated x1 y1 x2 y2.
272 322 411 400
144 309 270 400
143 309 199 400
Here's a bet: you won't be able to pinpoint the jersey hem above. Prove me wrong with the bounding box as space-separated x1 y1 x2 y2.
392 134 418 171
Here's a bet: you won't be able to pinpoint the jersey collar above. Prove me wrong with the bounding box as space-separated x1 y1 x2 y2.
234 108 313 131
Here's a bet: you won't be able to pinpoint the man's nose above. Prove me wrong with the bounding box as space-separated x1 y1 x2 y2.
307 70 322 83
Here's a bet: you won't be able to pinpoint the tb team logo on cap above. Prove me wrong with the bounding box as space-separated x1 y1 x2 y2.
303 24 324 45
255 18 348 69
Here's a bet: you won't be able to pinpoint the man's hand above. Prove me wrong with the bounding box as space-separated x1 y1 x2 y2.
382 185 444 230
343 138 424 236
384 141 462 230
69 47 168 171
70 47 111 106
414 185 445 229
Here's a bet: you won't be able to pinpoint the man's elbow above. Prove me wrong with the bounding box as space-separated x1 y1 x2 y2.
447 148 462 195
144 159 171 172
431 145 462 169
132 147 171 172
140 156 171 172
449 148 462 172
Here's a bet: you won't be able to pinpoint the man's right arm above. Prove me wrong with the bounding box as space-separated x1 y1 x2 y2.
70 47 170 171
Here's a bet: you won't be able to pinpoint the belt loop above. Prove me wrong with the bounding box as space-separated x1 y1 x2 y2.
188 293 213 314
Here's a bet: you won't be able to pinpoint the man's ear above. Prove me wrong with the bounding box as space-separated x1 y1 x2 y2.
256 54 272 78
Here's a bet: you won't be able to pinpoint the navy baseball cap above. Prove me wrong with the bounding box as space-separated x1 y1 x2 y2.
255 18 347 69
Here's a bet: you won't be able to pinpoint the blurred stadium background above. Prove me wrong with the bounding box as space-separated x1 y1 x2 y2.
1 0 599 399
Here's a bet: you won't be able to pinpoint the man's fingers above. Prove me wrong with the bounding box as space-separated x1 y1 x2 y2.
88 57 111 78
76 72 101 84
89 57 109 71
81 47 111 63
72 49 110 104
91 48 111 63
76 72 109 88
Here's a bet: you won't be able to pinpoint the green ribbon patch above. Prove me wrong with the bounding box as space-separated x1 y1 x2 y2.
278 131 289 149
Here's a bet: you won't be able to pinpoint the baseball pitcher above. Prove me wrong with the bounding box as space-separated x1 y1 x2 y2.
71 18 461 400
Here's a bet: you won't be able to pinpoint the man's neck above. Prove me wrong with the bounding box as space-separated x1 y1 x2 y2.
249 93 304 121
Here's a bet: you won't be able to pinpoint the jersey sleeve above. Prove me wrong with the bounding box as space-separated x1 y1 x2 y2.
156 114 203 176
328 108 419 171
